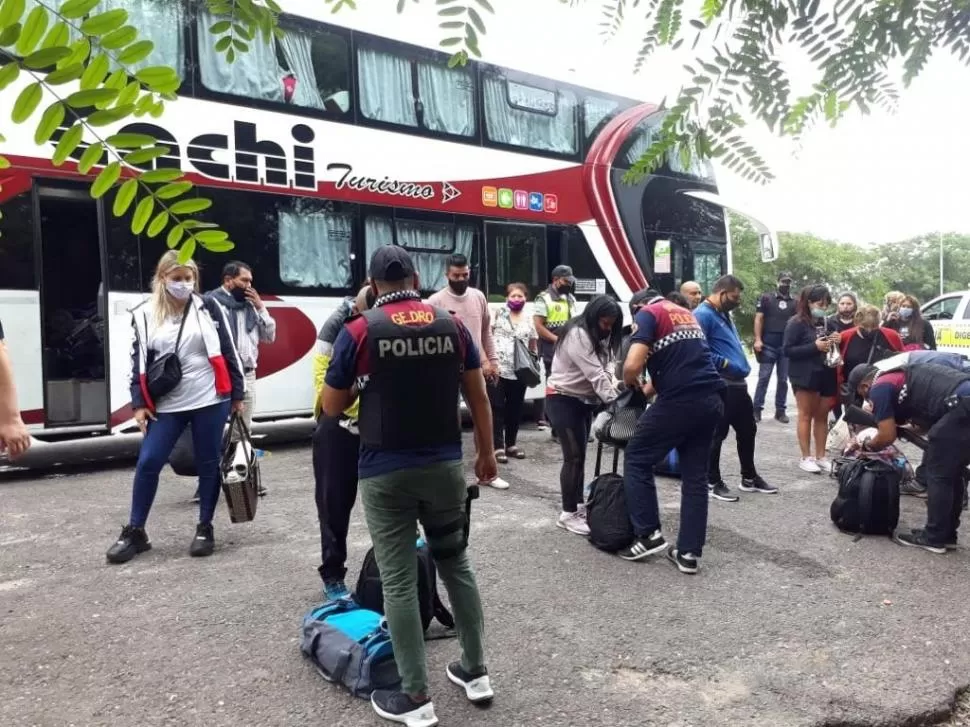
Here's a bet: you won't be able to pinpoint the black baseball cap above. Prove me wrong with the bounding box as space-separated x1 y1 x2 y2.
628 288 655 316
369 245 415 282
551 265 575 282
846 363 878 398
778 271 794 282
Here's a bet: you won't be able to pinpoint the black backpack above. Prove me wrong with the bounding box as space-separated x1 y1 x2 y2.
830 457 901 535
355 538 456 638
585 443 635 552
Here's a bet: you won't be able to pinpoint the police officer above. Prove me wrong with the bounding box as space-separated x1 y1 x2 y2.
847 360 970 554
753 272 797 423
322 246 496 726
311 286 372 602
533 265 577 436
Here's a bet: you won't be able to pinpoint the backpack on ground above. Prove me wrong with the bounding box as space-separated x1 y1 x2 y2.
830 457 901 535
300 599 400 698
355 538 456 638
585 442 635 553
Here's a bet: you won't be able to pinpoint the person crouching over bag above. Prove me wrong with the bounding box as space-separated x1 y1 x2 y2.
311 285 373 602
107 251 245 564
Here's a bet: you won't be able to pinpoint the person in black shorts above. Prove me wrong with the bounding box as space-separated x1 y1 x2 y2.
783 285 840 474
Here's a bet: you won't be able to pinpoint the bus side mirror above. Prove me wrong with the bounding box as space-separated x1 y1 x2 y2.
760 233 778 263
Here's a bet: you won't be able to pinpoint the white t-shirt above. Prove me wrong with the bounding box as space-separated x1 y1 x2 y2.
150 309 225 414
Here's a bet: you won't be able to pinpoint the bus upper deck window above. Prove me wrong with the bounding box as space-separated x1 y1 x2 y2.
483 75 578 155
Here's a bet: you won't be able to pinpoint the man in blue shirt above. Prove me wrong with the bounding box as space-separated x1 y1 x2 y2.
694 275 778 502
322 246 497 726
619 291 725 574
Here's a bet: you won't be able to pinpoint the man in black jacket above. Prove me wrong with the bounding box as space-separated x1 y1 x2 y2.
753 272 796 423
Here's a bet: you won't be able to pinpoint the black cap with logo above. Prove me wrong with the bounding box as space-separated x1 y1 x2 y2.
369 246 415 282
550 265 576 283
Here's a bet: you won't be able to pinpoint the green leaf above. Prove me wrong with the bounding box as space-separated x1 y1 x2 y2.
114 81 140 108
473 0 495 12
466 7 486 33
0 155 9 169
166 224 184 249
116 39 153 65
0 0 26 29
134 65 178 92
45 63 84 85
106 132 155 148
80 9 128 37
59 0 101 19
34 101 65 144
0 21 21 47
66 88 119 107
0 62 19 91
146 210 168 238
169 198 213 215
86 104 135 126
177 238 196 264
215 35 231 52
130 194 154 234
79 52 109 90
112 178 137 216
91 161 121 198
41 20 69 50
23 46 71 69
156 181 192 199
15 5 47 56
52 123 83 166
11 81 41 123
209 20 231 33
77 141 105 173
123 145 169 165
231 38 248 52
101 24 138 50
58 38 90 69
439 6 465 16
440 36 462 46
194 230 229 243
138 167 181 184
199 238 235 252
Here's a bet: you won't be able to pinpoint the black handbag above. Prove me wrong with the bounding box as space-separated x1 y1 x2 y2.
593 388 647 446
513 338 541 388
144 308 188 402
220 412 260 523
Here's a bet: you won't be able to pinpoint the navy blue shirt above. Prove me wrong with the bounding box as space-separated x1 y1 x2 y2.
632 300 725 402
325 300 481 478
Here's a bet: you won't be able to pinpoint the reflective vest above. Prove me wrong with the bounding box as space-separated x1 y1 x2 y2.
358 306 463 450
537 289 574 330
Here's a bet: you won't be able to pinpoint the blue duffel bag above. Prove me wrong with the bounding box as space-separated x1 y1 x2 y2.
300 599 400 698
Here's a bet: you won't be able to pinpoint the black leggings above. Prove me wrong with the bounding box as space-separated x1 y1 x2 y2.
545 393 594 513
489 377 528 450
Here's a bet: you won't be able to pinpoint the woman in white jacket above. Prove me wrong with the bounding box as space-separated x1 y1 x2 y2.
107 251 245 564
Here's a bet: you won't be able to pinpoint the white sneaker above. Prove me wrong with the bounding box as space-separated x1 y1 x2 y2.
481 476 510 490
816 458 833 473
799 457 822 474
557 510 590 536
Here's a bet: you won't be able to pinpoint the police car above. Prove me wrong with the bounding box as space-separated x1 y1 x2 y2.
922 292 970 355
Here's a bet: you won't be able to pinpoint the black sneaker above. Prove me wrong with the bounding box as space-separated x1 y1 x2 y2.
900 480 928 498
189 523 215 557
446 661 494 704
739 475 779 494
370 690 438 727
753 409 762 423
106 525 151 564
774 411 790 424
666 548 699 574
893 529 946 555
617 531 668 561
709 481 739 502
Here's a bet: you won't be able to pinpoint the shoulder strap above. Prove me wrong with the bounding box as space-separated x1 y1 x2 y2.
173 303 190 352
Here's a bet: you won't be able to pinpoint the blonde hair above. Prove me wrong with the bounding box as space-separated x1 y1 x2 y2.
854 304 881 331
884 291 905 309
151 250 200 325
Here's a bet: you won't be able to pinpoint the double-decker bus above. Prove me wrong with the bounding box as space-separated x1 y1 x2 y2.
0 0 775 453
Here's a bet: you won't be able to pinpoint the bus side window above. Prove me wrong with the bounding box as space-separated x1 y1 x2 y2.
102 0 186 80
278 199 356 290
0 192 35 291
482 74 578 156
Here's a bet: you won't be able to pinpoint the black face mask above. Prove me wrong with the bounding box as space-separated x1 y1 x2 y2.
448 280 469 295
719 295 739 314
230 286 248 303
860 329 875 339
557 283 574 295
598 328 612 340
778 284 791 296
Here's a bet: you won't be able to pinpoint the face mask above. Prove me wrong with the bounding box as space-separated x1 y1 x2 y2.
598 328 612 340
778 284 791 296
899 307 913 320
557 283 575 295
230 286 248 303
860 329 875 339
811 307 827 320
166 280 194 300
507 299 525 312
448 280 469 295
719 295 739 313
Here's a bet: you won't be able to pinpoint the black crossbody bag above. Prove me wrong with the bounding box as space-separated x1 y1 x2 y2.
144 308 189 401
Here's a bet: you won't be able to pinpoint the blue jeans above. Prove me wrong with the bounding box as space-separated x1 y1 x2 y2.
129 400 231 528
623 393 724 556
753 339 790 413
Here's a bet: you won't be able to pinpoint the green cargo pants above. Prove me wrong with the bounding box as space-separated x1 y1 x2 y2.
359 460 486 696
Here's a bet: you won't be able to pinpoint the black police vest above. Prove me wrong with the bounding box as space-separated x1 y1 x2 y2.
358 306 463 450
902 363 970 424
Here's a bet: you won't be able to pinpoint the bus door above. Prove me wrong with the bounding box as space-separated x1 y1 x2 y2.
685 239 727 296
484 221 548 300
643 234 687 295
32 183 110 431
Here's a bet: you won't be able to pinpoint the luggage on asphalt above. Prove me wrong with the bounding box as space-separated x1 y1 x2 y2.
220 412 260 523
830 457 901 535
585 442 635 553
300 599 400 698
355 537 456 637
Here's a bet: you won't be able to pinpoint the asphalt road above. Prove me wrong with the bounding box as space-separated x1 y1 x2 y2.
2 392 969 726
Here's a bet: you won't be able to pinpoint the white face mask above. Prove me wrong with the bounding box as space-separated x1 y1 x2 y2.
165 280 194 300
